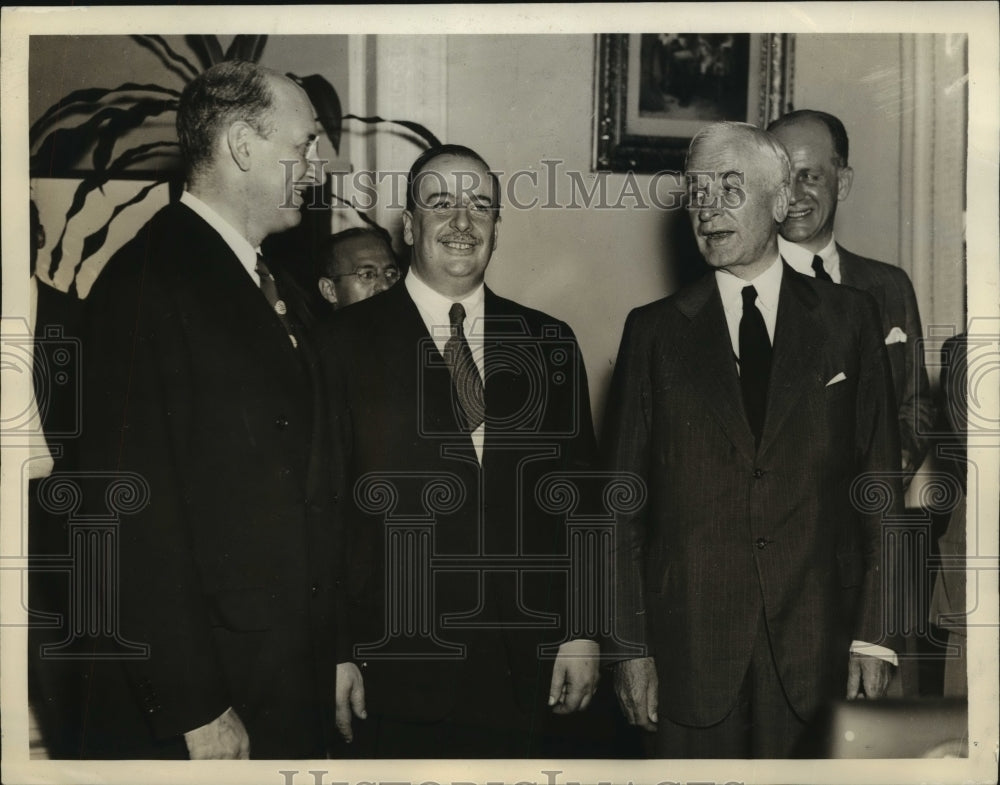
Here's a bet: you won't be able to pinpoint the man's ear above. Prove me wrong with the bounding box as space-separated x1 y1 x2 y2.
836 165 854 202
402 210 415 246
773 182 790 223
318 277 338 306
227 121 254 172
490 213 500 252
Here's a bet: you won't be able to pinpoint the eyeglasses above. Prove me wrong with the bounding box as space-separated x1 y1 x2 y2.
332 266 401 284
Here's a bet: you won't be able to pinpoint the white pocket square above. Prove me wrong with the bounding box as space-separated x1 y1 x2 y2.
885 327 908 345
826 372 847 387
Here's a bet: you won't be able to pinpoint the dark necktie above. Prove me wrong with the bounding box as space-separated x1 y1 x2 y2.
444 302 485 431
255 254 298 348
739 285 771 446
812 254 833 283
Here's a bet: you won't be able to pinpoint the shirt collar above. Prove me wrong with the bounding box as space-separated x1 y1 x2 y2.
180 191 259 283
405 267 486 336
778 234 840 280
715 254 783 313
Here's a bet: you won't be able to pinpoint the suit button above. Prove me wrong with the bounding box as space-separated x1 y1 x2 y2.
756 537 768 549
275 415 289 430
753 468 765 478
311 584 319 597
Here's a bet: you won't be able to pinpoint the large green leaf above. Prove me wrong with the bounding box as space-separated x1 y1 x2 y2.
342 114 441 149
329 192 388 234
32 107 131 176
185 35 224 70
48 141 178 278
91 98 178 172
291 74 342 154
76 178 170 271
30 83 181 144
133 35 201 82
225 35 268 63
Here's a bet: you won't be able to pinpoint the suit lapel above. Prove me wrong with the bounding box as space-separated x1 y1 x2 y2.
392 283 474 447
839 244 886 311
676 275 757 464
482 288 530 440
757 266 824 456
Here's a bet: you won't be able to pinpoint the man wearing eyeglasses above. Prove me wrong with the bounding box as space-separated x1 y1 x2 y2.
318 227 401 309
319 144 602 758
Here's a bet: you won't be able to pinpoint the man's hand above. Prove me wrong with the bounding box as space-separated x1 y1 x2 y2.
336 661 367 742
548 639 600 715
183 706 249 759
614 656 658 732
846 652 894 699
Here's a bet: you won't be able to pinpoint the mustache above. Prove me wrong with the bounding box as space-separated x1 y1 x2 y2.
441 233 479 244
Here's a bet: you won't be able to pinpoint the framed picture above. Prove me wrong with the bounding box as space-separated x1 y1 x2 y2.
593 33 795 173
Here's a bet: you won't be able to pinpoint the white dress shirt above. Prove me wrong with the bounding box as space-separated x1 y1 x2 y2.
715 254 783 363
779 235 842 284
180 191 261 285
405 269 486 463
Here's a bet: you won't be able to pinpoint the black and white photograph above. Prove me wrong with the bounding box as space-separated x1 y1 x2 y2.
1 4 997 785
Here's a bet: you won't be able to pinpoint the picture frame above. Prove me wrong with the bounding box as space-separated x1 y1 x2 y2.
593 33 795 173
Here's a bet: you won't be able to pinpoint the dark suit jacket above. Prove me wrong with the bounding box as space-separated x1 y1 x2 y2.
839 245 935 480
604 265 902 727
72 202 341 758
318 281 596 734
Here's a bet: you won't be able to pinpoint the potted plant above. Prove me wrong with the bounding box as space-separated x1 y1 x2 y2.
29 34 439 296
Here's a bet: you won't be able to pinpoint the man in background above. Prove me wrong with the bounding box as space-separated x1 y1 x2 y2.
607 122 901 757
317 226 400 309
320 144 602 757
74 61 343 759
768 109 935 484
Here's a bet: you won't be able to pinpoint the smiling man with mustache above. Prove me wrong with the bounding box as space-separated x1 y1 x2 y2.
605 121 902 758
318 144 603 758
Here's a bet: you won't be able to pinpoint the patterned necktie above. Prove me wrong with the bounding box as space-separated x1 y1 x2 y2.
812 254 833 283
739 285 771 447
444 302 485 431
255 254 298 348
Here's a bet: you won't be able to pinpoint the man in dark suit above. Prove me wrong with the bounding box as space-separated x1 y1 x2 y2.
319 144 601 757
72 61 342 759
607 122 902 757
768 109 935 484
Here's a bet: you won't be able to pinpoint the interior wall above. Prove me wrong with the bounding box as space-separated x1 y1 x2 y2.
445 35 677 430
793 34 905 269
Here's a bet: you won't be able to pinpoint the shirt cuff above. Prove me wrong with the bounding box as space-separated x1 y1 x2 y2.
851 639 899 666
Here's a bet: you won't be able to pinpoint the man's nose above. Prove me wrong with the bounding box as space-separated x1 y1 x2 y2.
372 274 389 293
303 147 323 185
449 205 471 230
697 198 722 221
